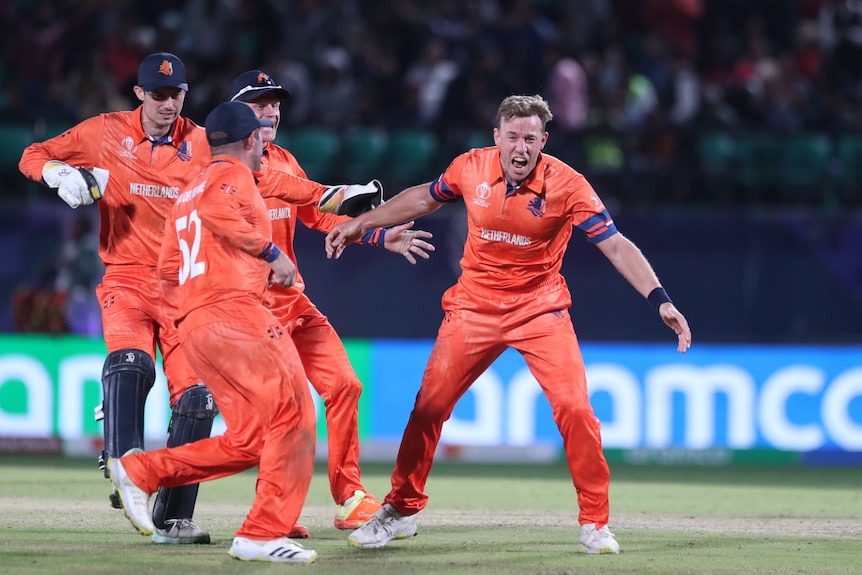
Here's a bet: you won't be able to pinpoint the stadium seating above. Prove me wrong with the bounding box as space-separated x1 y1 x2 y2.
776 133 831 202
696 132 737 203
463 129 494 150
385 129 440 186
0 123 33 175
341 127 389 183
733 133 781 202
277 127 341 182
831 134 862 204
697 132 736 176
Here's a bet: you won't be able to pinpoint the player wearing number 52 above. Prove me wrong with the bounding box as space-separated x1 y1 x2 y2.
109 101 318 564
19 52 216 545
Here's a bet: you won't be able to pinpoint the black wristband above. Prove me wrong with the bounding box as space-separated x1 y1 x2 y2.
647 287 672 311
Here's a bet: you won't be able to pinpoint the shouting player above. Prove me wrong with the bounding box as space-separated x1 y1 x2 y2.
325 94 692 554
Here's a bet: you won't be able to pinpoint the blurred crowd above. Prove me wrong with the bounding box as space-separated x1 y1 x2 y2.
2 1 858 135
4 0 862 210
3 0 861 336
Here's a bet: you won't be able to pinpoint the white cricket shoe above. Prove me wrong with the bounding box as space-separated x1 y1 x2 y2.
577 523 620 554
228 536 317 564
348 503 418 548
151 518 211 544
107 450 154 536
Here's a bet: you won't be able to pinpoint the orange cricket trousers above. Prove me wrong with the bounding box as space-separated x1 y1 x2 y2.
120 298 316 539
96 264 199 406
276 294 365 506
386 275 611 527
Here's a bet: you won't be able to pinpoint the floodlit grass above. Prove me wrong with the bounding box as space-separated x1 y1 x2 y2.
1 456 860 575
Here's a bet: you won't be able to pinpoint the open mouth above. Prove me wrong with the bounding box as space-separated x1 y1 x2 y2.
512 157 528 170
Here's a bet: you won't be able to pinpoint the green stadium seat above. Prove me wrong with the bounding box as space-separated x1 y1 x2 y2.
0 123 34 174
695 132 738 203
463 129 494 150
830 134 862 206
342 127 389 183
734 133 780 191
776 133 831 192
832 134 862 187
278 127 341 182
386 129 439 186
697 132 736 176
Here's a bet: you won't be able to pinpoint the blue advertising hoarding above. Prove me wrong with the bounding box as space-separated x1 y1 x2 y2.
369 341 862 452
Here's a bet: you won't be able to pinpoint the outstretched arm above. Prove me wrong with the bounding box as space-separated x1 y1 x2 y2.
381 221 435 264
325 182 441 259
595 233 692 352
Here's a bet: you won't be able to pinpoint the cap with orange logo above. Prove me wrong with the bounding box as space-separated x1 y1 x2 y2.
228 70 290 103
137 52 189 91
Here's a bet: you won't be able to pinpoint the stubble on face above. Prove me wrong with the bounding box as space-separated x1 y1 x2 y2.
494 115 546 185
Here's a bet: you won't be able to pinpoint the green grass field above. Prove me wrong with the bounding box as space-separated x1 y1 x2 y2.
1 456 861 574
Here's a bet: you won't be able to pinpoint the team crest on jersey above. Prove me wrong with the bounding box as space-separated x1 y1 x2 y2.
473 181 491 208
177 141 191 161
119 136 138 159
527 196 545 217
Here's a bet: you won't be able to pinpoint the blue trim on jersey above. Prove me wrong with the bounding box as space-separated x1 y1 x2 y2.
430 175 459 203
576 210 618 243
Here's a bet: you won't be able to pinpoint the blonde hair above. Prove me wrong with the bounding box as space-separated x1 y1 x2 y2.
496 94 553 130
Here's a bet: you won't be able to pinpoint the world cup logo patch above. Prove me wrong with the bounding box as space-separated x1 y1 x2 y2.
473 181 491 208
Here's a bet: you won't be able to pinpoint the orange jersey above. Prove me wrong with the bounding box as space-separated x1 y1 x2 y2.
19 107 211 267
159 156 273 323
430 148 618 291
256 143 351 314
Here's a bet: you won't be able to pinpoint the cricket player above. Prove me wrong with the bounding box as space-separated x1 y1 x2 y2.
324 94 692 554
227 70 435 536
110 100 318 564
18 52 217 544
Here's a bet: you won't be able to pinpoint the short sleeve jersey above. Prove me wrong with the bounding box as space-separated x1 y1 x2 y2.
430 148 617 291
19 107 211 267
159 156 273 322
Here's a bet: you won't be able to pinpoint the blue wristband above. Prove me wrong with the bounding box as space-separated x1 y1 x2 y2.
647 287 672 311
360 227 387 247
259 242 281 263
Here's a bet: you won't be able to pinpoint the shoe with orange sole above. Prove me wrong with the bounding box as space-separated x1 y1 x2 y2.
334 490 382 530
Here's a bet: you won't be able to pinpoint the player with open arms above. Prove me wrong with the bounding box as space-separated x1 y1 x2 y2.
18 52 217 544
325 94 692 554
227 70 435 536
108 101 318 564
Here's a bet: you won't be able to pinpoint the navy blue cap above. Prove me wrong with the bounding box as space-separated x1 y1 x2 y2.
205 101 274 146
137 52 188 91
228 70 291 102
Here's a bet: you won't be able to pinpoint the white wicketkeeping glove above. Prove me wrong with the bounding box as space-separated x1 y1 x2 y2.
318 179 383 217
42 160 110 209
